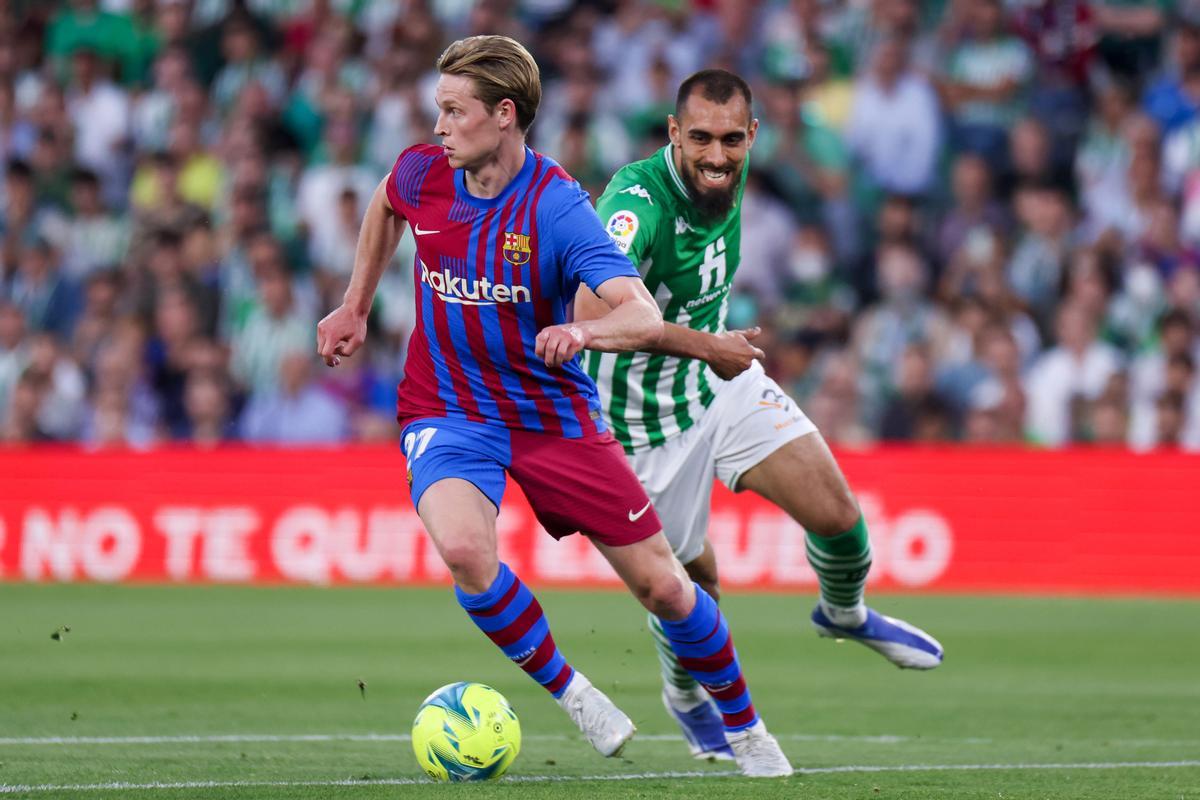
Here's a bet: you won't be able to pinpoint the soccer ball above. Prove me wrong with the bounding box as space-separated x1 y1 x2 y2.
411 682 521 782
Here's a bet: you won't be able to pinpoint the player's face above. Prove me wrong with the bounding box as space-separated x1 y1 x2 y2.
433 74 509 170
669 94 758 220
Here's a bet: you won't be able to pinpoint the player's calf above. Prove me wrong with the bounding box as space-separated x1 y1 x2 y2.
649 614 734 760
654 585 757 730
805 514 872 628
456 563 576 696
655 586 793 776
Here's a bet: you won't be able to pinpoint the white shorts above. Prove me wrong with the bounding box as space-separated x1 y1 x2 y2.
626 361 818 564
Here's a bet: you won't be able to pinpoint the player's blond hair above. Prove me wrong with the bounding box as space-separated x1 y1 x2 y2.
436 35 541 132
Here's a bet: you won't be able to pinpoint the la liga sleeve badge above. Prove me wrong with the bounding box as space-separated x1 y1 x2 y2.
605 210 639 253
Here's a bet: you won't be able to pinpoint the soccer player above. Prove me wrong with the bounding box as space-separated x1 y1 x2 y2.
316 39 791 776
579 70 945 760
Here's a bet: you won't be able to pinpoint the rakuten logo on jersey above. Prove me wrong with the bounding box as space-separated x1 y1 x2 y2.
420 261 532 305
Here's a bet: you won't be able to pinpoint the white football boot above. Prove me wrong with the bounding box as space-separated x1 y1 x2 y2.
556 671 636 757
726 720 794 777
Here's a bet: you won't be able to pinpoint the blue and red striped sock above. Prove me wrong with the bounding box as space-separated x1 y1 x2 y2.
659 584 759 732
455 563 575 698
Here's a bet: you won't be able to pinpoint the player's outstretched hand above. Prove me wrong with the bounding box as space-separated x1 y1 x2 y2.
707 327 765 379
536 324 588 368
317 304 368 367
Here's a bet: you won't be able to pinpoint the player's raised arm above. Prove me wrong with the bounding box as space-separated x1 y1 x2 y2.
575 284 763 379
316 175 407 367
534 180 664 367
538 276 663 367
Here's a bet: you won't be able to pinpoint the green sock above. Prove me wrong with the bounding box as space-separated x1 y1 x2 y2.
648 612 699 694
806 514 872 615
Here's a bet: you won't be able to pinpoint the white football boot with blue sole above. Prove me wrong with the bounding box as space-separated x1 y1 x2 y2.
661 690 735 761
811 606 944 669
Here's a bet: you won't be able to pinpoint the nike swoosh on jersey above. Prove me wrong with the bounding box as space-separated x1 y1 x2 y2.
628 501 652 522
414 224 441 236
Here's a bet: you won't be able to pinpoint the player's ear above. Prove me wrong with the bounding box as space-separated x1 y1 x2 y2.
667 114 681 147
747 118 759 150
497 98 517 131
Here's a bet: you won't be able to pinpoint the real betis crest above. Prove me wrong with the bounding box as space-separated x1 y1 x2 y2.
503 232 531 265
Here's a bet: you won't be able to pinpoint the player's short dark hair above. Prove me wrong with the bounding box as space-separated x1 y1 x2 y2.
676 69 753 118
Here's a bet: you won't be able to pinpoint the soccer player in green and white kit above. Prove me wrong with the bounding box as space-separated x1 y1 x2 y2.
577 70 944 760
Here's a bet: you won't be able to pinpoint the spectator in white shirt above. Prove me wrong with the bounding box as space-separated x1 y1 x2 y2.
733 171 799 314
0 301 28 414
296 119 377 267
240 349 350 444
847 35 942 195
310 186 362 309
1025 302 1123 445
1128 308 1200 447
66 49 130 202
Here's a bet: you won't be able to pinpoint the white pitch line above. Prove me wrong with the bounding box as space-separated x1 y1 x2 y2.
1 772 733 793
0 733 970 746
1 761 1198 794
10 732 1195 748
797 760 1200 774
0 735 412 746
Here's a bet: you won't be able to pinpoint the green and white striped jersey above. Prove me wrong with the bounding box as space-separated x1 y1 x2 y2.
584 144 745 453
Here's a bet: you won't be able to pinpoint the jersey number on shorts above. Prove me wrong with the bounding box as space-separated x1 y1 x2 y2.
403 428 438 462
759 388 793 412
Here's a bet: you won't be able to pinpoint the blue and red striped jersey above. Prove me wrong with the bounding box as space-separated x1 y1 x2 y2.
386 144 638 438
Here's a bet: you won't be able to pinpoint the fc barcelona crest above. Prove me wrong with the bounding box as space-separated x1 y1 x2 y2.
503 231 531 266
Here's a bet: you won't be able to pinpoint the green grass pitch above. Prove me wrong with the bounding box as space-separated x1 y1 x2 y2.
1 584 1197 799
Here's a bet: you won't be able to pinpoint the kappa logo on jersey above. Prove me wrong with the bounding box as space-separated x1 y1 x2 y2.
420 260 532 305
502 231 531 266
606 210 639 254
675 216 696 235
618 184 654 205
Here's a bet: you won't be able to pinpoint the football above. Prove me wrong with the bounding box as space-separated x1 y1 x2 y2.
411 682 521 782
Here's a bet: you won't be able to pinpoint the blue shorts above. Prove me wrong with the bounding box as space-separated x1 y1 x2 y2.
400 416 661 546
402 417 510 512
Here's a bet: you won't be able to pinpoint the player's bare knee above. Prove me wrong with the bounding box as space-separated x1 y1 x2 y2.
833 490 862 532
439 540 497 593
809 490 861 538
642 573 691 621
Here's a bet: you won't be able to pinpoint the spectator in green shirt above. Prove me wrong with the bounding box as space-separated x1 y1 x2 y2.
941 0 1034 163
46 0 153 86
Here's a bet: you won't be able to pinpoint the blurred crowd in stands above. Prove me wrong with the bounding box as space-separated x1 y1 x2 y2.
1 0 1199 449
